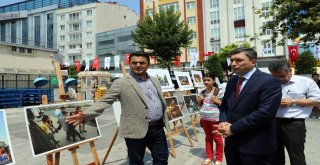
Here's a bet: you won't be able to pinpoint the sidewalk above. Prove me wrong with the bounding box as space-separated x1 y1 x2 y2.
4 107 320 165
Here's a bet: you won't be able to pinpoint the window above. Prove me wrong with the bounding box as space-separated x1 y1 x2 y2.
87 10 92 16
59 46 65 51
34 16 40 46
146 9 153 16
11 21 16 43
69 34 82 43
60 15 65 20
69 12 81 21
187 17 196 25
69 45 76 49
261 1 272 17
188 47 197 55
20 47 25 53
69 23 81 32
234 0 243 4
210 11 220 24
212 44 221 52
234 6 244 21
145 0 153 2
86 31 92 37
86 20 92 27
210 0 219 8
192 32 197 39
22 18 28 45
211 28 220 40
263 42 275 54
1 23 5 41
12 46 17 52
262 22 272 36
159 2 179 12
186 2 195 10
60 35 65 41
235 27 245 39
47 13 54 49
60 25 65 31
86 42 92 49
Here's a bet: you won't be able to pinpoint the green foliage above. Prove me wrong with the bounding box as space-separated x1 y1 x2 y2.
69 65 78 79
256 0 320 45
295 51 317 74
132 7 193 68
204 55 224 82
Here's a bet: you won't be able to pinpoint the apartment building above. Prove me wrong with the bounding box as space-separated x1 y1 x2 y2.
141 0 286 68
56 2 139 65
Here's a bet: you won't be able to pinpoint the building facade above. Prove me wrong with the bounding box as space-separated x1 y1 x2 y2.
56 2 139 66
141 0 286 68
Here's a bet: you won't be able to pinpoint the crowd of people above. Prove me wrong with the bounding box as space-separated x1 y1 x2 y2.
66 50 320 165
0 144 12 164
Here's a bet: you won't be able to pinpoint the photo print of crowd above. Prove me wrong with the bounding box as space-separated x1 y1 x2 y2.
24 101 101 156
0 110 14 165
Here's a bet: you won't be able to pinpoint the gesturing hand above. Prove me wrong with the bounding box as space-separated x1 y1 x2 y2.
66 112 86 126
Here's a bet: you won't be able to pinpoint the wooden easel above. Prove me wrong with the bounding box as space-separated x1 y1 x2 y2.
181 90 199 142
45 62 100 165
164 91 194 158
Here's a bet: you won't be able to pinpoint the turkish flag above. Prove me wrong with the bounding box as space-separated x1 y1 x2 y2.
92 58 100 70
125 54 130 66
288 46 299 62
206 51 215 56
175 56 181 66
75 60 81 72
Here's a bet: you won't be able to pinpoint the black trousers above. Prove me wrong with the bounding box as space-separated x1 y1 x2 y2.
272 118 306 165
224 140 272 165
124 123 169 165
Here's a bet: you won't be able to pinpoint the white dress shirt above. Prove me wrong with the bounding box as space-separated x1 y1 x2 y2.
277 75 320 118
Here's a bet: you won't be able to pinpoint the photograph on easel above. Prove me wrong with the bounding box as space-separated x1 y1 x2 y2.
183 94 200 115
0 110 15 165
174 71 194 91
164 97 184 122
23 100 101 157
191 70 204 88
147 69 175 92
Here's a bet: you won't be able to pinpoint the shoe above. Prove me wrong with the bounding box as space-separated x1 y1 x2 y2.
215 162 222 165
202 159 212 165
80 137 85 140
83 130 87 132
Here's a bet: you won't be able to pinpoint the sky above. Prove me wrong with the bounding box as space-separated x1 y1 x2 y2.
0 111 10 145
0 0 139 15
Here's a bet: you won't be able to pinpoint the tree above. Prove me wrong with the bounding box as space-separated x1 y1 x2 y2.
69 65 78 79
204 55 224 82
295 51 317 74
257 0 320 45
132 7 193 68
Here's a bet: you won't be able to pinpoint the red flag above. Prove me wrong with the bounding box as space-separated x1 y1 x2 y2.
125 54 130 66
92 58 99 70
206 51 215 56
75 60 81 72
288 46 299 62
175 56 181 66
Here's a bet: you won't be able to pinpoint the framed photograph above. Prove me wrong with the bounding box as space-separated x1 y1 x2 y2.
164 97 184 122
183 94 200 115
147 69 175 92
175 71 194 91
0 110 15 165
24 100 101 157
191 70 204 87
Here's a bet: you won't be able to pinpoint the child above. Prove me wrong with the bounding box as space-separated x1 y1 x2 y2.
197 73 224 165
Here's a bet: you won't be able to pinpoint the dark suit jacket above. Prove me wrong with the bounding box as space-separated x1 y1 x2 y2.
220 69 282 155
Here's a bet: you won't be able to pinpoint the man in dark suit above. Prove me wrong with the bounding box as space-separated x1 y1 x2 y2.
217 48 282 165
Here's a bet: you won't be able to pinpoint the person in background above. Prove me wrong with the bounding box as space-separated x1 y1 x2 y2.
217 48 282 165
311 73 320 88
197 73 224 165
66 51 169 165
73 106 86 133
268 59 320 165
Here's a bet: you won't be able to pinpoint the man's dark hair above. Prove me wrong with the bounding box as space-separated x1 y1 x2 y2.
129 51 150 63
312 73 319 77
229 47 257 60
268 59 291 72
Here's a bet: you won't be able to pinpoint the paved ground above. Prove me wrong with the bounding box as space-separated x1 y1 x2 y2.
3 104 320 165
